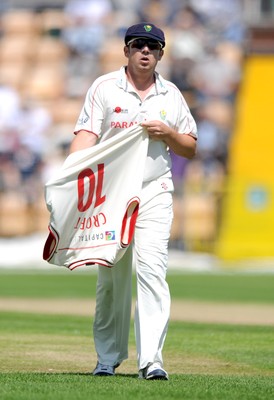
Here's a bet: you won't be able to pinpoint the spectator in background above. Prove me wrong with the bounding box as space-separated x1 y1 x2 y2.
0 84 21 191
18 97 52 156
168 5 206 105
189 43 242 103
62 0 114 96
15 98 52 204
137 0 187 26
195 110 230 172
0 86 51 205
0 83 21 136
189 0 246 46
13 143 43 204
62 0 113 56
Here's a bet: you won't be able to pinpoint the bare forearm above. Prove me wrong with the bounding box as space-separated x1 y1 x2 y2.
69 130 97 153
164 128 197 159
141 121 197 159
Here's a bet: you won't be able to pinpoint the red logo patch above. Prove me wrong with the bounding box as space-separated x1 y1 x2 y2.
114 107 122 113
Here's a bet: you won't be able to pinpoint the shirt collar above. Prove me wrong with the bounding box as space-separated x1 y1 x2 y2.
116 66 168 94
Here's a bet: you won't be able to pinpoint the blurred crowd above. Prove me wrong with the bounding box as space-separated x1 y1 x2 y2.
0 0 247 250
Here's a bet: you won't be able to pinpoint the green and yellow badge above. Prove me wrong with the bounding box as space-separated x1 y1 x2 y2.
160 110 167 120
144 25 152 32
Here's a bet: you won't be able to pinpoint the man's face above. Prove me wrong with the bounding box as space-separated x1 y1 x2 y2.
124 38 164 71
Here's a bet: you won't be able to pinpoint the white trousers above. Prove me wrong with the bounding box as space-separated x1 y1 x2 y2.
93 177 173 369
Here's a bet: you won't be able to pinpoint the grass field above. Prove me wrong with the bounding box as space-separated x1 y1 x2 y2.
0 269 274 400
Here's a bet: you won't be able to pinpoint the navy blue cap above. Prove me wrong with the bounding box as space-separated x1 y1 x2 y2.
124 23 165 48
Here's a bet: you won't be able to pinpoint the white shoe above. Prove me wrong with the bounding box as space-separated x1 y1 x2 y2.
93 362 119 376
139 362 169 380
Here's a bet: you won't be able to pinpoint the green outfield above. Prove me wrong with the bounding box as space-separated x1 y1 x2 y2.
0 269 274 400
1 269 274 302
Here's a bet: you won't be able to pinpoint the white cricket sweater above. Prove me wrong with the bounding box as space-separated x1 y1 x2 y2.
43 124 148 270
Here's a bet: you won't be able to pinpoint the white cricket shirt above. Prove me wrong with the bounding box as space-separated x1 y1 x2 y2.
74 67 197 182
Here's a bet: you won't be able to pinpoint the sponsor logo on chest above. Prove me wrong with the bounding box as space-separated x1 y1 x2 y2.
113 106 128 114
111 121 139 129
111 105 138 128
110 106 168 128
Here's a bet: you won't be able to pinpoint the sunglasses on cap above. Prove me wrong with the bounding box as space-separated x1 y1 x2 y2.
127 37 163 51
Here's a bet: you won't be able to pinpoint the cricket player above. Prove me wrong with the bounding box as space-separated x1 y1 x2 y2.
69 22 197 380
